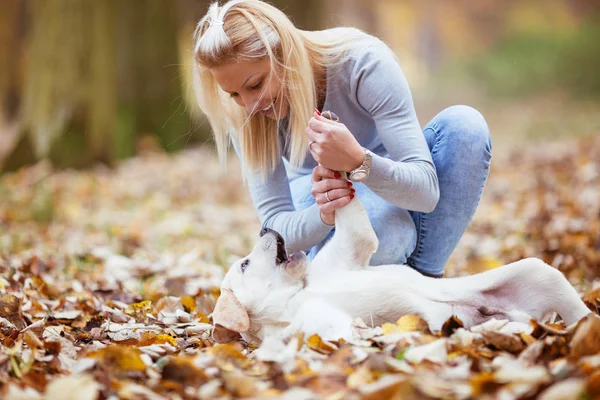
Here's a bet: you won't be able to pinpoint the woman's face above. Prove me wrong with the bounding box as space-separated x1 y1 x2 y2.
211 58 288 120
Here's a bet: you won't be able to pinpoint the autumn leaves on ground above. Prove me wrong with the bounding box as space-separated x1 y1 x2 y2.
1 137 599 400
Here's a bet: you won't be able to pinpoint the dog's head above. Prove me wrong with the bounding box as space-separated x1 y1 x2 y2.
212 228 308 343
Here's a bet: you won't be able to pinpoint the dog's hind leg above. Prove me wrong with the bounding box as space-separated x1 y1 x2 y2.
457 258 591 326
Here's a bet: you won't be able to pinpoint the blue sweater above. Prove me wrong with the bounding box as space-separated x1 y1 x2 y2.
235 28 439 253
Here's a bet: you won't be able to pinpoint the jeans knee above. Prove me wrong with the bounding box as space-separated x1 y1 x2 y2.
370 211 416 266
435 105 492 157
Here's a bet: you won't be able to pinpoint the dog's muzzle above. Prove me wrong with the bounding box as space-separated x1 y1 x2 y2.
260 227 287 264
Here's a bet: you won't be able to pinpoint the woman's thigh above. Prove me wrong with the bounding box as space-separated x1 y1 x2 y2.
355 183 416 265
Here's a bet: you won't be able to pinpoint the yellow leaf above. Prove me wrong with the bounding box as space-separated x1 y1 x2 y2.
470 371 499 397
482 257 503 270
138 332 177 347
181 296 196 313
306 334 337 353
129 300 152 311
382 314 429 335
211 343 250 370
89 345 146 373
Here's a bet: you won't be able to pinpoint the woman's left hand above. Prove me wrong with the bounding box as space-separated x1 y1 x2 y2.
306 111 365 172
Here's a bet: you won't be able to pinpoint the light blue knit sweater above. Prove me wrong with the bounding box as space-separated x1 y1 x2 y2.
233 28 439 253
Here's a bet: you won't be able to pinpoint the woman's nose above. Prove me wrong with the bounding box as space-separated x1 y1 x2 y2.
244 99 260 115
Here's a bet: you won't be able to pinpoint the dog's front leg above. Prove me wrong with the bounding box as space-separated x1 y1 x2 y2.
312 196 379 271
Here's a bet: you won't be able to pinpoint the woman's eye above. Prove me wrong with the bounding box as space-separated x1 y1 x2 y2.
241 259 250 272
249 81 262 90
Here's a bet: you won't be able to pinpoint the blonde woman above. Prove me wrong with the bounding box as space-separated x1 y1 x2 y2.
192 0 491 278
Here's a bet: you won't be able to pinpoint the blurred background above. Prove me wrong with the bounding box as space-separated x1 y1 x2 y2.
1 0 599 172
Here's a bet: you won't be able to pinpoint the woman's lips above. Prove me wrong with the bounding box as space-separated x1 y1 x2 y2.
259 97 277 116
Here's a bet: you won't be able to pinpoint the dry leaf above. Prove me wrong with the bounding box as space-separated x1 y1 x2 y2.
482 331 525 353
1 137 599 399
570 314 600 358
382 314 429 335
44 374 101 400
306 334 338 354
538 378 586 400
88 345 147 374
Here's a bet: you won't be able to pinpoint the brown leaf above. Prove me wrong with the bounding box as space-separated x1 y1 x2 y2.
161 356 207 386
23 331 43 350
482 331 525 354
441 315 464 336
587 370 600 399
582 287 600 310
0 294 25 330
31 276 61 300
470 371 501 397
570 314 600 358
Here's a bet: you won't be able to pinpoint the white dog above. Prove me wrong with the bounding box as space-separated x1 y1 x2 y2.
212 197 591 343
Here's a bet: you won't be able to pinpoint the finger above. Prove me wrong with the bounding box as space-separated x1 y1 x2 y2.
316 188 353 204
312 166 338 182
312 178 352 194
319 194 353 214
317 113 341 125
308 118 335 135
305 125 322 142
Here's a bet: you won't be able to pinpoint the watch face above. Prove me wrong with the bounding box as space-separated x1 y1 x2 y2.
350 170 368 182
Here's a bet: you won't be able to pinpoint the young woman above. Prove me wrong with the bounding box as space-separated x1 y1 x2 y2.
192 0 492 278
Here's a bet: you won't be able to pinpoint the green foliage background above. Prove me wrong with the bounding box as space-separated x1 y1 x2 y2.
0 0 599 172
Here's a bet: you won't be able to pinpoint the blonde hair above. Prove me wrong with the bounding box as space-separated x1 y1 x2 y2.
192 0 364 179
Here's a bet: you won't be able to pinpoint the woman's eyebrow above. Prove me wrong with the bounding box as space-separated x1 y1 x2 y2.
241 72 261 88
224 72 262 95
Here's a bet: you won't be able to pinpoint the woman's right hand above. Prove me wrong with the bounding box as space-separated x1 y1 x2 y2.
311 165 355 225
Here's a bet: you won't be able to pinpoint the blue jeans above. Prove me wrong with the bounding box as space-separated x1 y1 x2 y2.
289 105 492 277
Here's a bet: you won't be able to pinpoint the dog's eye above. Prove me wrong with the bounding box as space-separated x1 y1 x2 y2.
241 259 250 273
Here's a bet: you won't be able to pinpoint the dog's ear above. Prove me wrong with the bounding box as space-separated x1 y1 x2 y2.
211 288 250 343
212 324 243 343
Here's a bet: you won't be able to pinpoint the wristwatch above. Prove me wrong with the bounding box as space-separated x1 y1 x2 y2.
349 148 372 182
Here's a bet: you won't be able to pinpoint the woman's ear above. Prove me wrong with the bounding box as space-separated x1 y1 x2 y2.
211 288 250 343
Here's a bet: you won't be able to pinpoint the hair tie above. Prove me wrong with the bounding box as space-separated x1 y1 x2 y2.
210 20 224 27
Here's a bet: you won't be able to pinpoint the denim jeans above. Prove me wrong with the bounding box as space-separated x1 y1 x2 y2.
289 105 492 277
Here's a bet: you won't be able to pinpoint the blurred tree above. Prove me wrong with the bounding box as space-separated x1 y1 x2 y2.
0 0 26 165
2 0 200 172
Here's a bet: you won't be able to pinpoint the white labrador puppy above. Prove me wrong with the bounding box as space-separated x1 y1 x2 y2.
212 196 590 343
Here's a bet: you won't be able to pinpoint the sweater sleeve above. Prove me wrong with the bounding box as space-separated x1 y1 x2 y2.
351 42 440 213
231 139 334 253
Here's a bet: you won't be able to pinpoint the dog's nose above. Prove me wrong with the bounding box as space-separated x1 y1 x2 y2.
259 227 284 243
260 227 274 237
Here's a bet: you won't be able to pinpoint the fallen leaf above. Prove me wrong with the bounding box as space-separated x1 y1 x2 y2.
44 374 101 400
88 345 147 375
570 314 600 358
404 338 448 364
482 331 525 354
381 314 429 335
306 334 338 354
538 378 586 400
